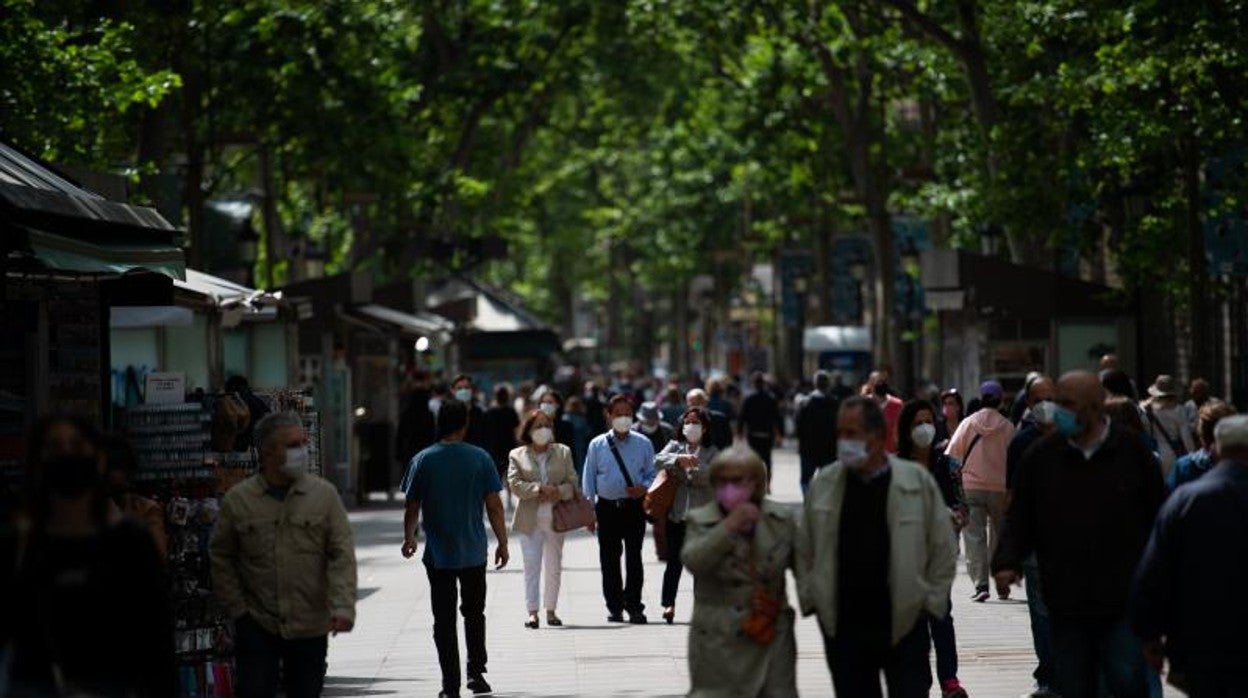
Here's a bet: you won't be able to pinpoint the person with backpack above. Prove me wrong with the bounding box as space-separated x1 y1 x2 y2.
1141 375 1196 478
944 381 1015 603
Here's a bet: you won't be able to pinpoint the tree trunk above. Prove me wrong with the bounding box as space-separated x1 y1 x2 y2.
868 208 896 372
259 145 286 285
1183 137 1211 381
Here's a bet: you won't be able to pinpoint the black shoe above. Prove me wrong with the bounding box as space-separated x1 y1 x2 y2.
466 675 492 695
628 611 648 625
607 612 626 623
438 691 460 698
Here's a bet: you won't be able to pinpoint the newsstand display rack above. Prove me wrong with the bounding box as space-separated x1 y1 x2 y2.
123 390 322 698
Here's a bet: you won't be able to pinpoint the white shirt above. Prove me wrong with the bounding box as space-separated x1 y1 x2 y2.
534 450 553 522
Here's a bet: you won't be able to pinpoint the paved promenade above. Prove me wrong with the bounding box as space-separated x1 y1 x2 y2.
325 446 1164 696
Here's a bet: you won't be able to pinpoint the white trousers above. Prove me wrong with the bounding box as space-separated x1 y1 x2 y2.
520 512 566 613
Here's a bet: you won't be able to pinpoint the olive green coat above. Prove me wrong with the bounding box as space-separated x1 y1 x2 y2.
209 473 357 640
682 499 799 697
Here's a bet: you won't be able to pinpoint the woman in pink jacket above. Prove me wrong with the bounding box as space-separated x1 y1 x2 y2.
944 381 1016 602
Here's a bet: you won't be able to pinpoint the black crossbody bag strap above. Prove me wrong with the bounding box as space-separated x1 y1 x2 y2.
606 434 636 488
962 433 984 469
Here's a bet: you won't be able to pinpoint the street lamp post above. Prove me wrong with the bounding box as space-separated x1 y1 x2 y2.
793 274 809 379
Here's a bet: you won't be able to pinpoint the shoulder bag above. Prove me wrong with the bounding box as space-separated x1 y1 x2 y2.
551 449 595 532
644 446 681 521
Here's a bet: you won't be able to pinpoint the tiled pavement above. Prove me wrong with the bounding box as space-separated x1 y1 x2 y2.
326 446 1171 697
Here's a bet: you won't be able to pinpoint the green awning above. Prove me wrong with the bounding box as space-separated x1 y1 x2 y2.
25 227 185 280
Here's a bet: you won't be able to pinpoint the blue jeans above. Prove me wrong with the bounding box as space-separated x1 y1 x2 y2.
927 599 958 683
1049 617 1147 698
1023 556 1053 688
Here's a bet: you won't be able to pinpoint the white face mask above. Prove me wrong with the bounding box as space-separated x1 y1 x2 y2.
454 388 473 403
911 423 937 448
837 439 869 470
640 422 658 434
683 423 704 444
282 447 310 478
531 427 554 446
539 403 558 417
1031 400 1058 425
612 416 634 434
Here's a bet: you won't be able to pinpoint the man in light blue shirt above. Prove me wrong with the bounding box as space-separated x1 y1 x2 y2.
583 394 656 623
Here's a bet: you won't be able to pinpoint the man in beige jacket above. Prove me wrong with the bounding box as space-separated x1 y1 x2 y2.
798 396 957 698
210 411 357 698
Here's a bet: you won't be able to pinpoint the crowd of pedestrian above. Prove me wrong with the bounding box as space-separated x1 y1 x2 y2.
2 358 1245 697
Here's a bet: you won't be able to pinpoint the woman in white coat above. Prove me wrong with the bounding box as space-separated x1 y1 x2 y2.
507 409 579 629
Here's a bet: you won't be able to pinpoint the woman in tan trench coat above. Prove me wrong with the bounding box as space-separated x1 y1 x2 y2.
682 447 799 697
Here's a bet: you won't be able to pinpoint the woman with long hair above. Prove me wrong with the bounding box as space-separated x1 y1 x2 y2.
898 400 970 698
1 414 175 697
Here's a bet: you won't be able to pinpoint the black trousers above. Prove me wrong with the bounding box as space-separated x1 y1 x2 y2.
748 436 775 482
661 519 687 607
595 498 646 615
824 620 932 698
425 563 488 693
234 615 327 698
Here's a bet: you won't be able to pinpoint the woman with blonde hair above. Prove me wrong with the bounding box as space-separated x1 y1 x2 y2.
682 447 798 696
507 409 580 629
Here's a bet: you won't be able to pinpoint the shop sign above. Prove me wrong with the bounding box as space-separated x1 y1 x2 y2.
145 372 186 404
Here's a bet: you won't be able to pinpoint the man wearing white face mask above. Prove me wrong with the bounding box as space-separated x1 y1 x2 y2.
211 412 357 698
797 396 957 697
583 395 656 623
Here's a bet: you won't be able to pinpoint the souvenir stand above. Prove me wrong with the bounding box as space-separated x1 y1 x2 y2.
122 389 321 698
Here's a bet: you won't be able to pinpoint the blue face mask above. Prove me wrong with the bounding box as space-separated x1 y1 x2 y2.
1052 405 1081 438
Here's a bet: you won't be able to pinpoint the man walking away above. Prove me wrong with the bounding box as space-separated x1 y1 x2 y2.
1131 415 1248 695
738 372 784 481
798 396 957 698
993 371 1163 698
582 395 655 623
945 381 1015 602
402 400 510 697
796 370 839 494
211 412 357 698
482 384 520 501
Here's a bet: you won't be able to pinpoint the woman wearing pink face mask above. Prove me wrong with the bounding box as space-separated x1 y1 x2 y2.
654 408 719 624
681 447 799 697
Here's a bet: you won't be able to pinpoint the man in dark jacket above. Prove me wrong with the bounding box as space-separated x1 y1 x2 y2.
1131 414 1248 694
796 371 839 493
737 373 784 480
481 384 520 481
993 371 1164 698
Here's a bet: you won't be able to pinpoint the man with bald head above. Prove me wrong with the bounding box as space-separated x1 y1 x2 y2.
993 371 1164 698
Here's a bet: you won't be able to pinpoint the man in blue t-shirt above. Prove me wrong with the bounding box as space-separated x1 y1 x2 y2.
402 399 508 697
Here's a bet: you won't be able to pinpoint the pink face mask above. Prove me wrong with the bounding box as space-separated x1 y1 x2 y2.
716 481 754 511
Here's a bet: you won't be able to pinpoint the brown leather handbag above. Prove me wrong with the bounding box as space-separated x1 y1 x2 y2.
552 488 596 532
644 469 677 522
